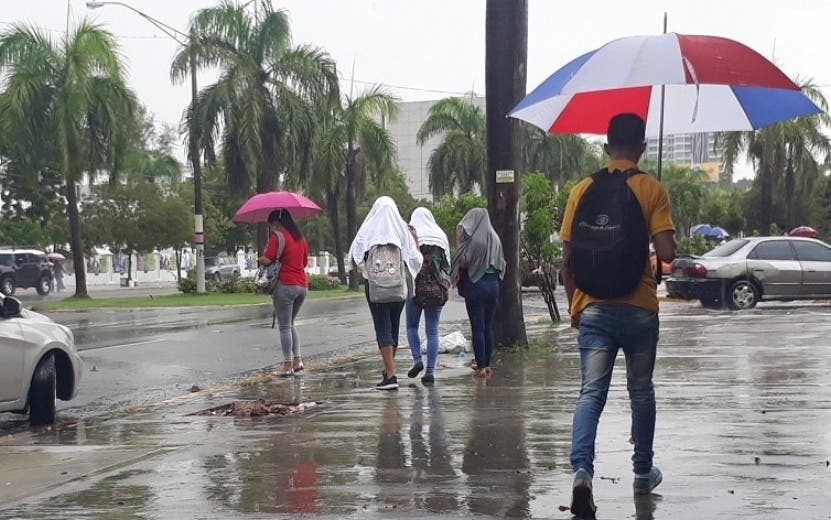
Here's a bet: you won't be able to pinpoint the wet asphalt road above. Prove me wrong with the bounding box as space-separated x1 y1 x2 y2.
6 292 476 418
1 298 830 519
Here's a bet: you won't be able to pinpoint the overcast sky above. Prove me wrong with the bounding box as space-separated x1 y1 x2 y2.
3 0 830 178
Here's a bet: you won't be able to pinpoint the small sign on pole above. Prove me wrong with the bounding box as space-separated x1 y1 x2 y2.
495 170 515 184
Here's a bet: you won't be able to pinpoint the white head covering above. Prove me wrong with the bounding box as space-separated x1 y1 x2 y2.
349 196 423 279
409 207 450 264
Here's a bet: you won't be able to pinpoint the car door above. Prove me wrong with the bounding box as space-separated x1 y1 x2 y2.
14 253 34 287
746 240 802 298
0 317 26 403
792 241 831 297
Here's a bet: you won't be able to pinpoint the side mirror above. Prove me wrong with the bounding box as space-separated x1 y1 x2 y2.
2 296 21 318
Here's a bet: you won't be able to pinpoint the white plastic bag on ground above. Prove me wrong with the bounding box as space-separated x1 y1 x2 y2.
420 331 470 354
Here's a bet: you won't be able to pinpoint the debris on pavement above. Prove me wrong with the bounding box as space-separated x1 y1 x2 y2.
192 399 319 417
190 385 202 393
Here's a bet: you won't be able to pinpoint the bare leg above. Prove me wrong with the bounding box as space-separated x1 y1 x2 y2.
380 345 396 377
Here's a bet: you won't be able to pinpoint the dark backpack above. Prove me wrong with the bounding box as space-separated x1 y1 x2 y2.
413 245 449 308
570 168 649 299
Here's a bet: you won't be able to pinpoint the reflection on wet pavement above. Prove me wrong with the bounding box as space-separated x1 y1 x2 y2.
1 302 830 519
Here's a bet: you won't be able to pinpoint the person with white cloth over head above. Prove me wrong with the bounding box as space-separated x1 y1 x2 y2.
404 207 451 385
349 197 423 390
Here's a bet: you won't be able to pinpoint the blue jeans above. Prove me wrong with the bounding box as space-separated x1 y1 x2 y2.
463 274 500 369
405 298 443 375
571 303 659 476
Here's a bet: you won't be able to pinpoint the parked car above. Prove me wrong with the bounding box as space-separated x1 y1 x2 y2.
204 256 240 282
666 236 831 309
0 295 82 425
0 248 53 296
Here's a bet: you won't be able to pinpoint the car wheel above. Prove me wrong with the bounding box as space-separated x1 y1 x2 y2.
36 275 51 296
0 276 16 296
29 354 57 426
213 272 222 282
728 280 759 310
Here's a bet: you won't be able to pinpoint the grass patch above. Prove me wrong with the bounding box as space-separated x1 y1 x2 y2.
31 286 359 311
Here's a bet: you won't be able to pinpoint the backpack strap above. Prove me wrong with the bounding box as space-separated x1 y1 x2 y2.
273 231 286 261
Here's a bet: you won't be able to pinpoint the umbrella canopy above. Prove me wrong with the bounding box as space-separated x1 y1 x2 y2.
789 226 818 238
690 224 728 239
47 252 66 261
233 192 322 223
510 33 821 136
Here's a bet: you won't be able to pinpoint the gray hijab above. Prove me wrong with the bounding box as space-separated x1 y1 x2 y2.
451 208 506 284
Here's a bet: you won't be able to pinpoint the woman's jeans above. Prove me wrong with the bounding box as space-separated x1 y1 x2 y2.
571 303 659 477
463 274 500 368
405 298 443 375
273 283 307 361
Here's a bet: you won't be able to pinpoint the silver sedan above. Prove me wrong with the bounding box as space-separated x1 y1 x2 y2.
666 236 831 309
0 296 83 425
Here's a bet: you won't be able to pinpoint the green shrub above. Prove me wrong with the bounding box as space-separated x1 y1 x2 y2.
178 271 197 294
308 274 337 291
678 234 712 256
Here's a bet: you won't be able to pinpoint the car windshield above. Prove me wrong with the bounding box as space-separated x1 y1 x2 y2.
205 258 219 267
703 239 749 258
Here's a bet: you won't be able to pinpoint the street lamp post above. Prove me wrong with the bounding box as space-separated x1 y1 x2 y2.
86 1 206 293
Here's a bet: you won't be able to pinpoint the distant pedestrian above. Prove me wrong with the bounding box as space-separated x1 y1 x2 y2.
349 196 422 391
405 207 451 385
560 113 676 517
53 261 65 292
450 208 505 379
259 209 309 377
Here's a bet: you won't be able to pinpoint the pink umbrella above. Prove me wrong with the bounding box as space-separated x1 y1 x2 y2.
233 192 322 223
789 226 818 238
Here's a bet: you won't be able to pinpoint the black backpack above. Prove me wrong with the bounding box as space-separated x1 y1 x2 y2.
570 168 649 299
413 245 449 308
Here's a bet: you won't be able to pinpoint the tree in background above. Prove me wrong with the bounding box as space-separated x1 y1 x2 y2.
431 193 487 249
0 21 137 297
722 81 830 235
417 96 486 199
661 163 708 238
523 126 603 189
485 0 528 347
521 172 561 322
174 1 339 252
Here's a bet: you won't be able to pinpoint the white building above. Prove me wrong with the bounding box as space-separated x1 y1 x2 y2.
645 132 724 180
385 96 485 201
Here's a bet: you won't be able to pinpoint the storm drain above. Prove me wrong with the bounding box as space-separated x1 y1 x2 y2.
192 399 319 418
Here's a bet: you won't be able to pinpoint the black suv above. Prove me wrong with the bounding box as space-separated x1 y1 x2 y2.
0 249 53 296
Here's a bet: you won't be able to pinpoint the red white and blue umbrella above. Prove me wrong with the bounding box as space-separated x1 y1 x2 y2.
510 33 821 136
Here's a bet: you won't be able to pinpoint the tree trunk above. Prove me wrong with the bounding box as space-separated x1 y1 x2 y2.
175 248 182 283
784 148 795 231
66 178 88 298
256 136 281 255
485 0 528 348
345 154 359 290
327 188 347 284
126 251 133 283
760 162 774 235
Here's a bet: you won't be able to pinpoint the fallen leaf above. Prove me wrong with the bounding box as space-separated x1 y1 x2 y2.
558 505 570 512
728 489 735 494
754 457 761 465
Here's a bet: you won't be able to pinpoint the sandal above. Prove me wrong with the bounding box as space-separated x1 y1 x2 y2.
277 362 295 378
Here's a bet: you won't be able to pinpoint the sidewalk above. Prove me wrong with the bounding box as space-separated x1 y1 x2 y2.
1 301 830 519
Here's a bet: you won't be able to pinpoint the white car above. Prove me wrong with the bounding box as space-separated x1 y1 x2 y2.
0 295 82 425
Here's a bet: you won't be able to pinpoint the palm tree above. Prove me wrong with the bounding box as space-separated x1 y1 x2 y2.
0 22 136 297
307 85 398 289
417 96 486 199
172 1 339 251
523 126 602 187
722 81 830 234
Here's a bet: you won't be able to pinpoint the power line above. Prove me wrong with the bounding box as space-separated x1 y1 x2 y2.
337 74 476 97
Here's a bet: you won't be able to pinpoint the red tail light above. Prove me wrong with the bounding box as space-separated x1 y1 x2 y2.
683 264 707 277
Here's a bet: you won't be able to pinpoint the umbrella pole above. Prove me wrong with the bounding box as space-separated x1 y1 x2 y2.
657 12 668 181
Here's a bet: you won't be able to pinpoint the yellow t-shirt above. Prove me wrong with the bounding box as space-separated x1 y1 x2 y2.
560 159 675 318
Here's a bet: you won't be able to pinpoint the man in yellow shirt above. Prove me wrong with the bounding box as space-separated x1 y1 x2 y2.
560 113 676 517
